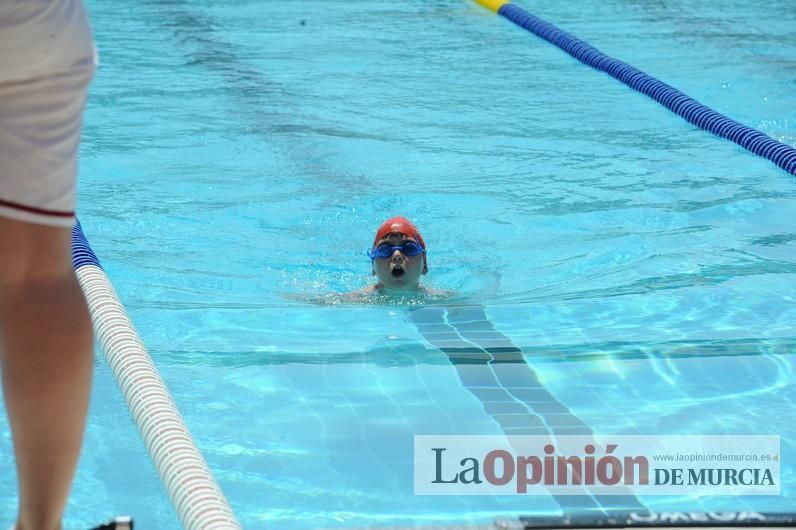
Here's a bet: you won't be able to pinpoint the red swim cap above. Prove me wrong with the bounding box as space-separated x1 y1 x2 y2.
373 216 426 249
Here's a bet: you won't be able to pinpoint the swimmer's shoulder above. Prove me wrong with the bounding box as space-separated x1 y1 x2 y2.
354 284 380 295
335 284 379 302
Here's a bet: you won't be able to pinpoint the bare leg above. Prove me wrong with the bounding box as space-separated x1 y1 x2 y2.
0 216 93 530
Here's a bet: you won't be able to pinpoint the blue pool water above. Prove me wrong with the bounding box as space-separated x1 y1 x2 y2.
1 0 795 528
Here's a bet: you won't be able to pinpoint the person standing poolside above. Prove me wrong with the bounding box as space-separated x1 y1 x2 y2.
0 1 97 529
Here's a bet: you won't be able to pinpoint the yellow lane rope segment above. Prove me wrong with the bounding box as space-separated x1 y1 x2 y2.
473 0 509 13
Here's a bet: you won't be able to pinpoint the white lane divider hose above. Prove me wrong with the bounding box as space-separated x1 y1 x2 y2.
73 222 242 530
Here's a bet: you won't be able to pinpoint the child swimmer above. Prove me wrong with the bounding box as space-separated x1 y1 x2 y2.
360 216 448 296
289 215 453 304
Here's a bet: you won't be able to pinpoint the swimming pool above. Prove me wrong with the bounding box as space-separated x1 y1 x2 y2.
1 0 795 528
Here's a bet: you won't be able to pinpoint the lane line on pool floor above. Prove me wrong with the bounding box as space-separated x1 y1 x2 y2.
410 306 649 516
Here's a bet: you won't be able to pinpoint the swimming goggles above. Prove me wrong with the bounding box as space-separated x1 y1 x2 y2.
368 240 425 260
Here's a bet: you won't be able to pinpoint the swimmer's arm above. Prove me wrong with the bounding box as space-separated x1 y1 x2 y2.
421 286 457 297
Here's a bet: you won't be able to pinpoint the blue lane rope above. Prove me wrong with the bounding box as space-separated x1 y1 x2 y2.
494 3 796 176
72 220 102 271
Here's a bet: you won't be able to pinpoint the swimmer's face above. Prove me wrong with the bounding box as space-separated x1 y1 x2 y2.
372 232 427 291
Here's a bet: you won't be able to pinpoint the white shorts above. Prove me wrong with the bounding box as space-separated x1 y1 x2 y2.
0 0 97 227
